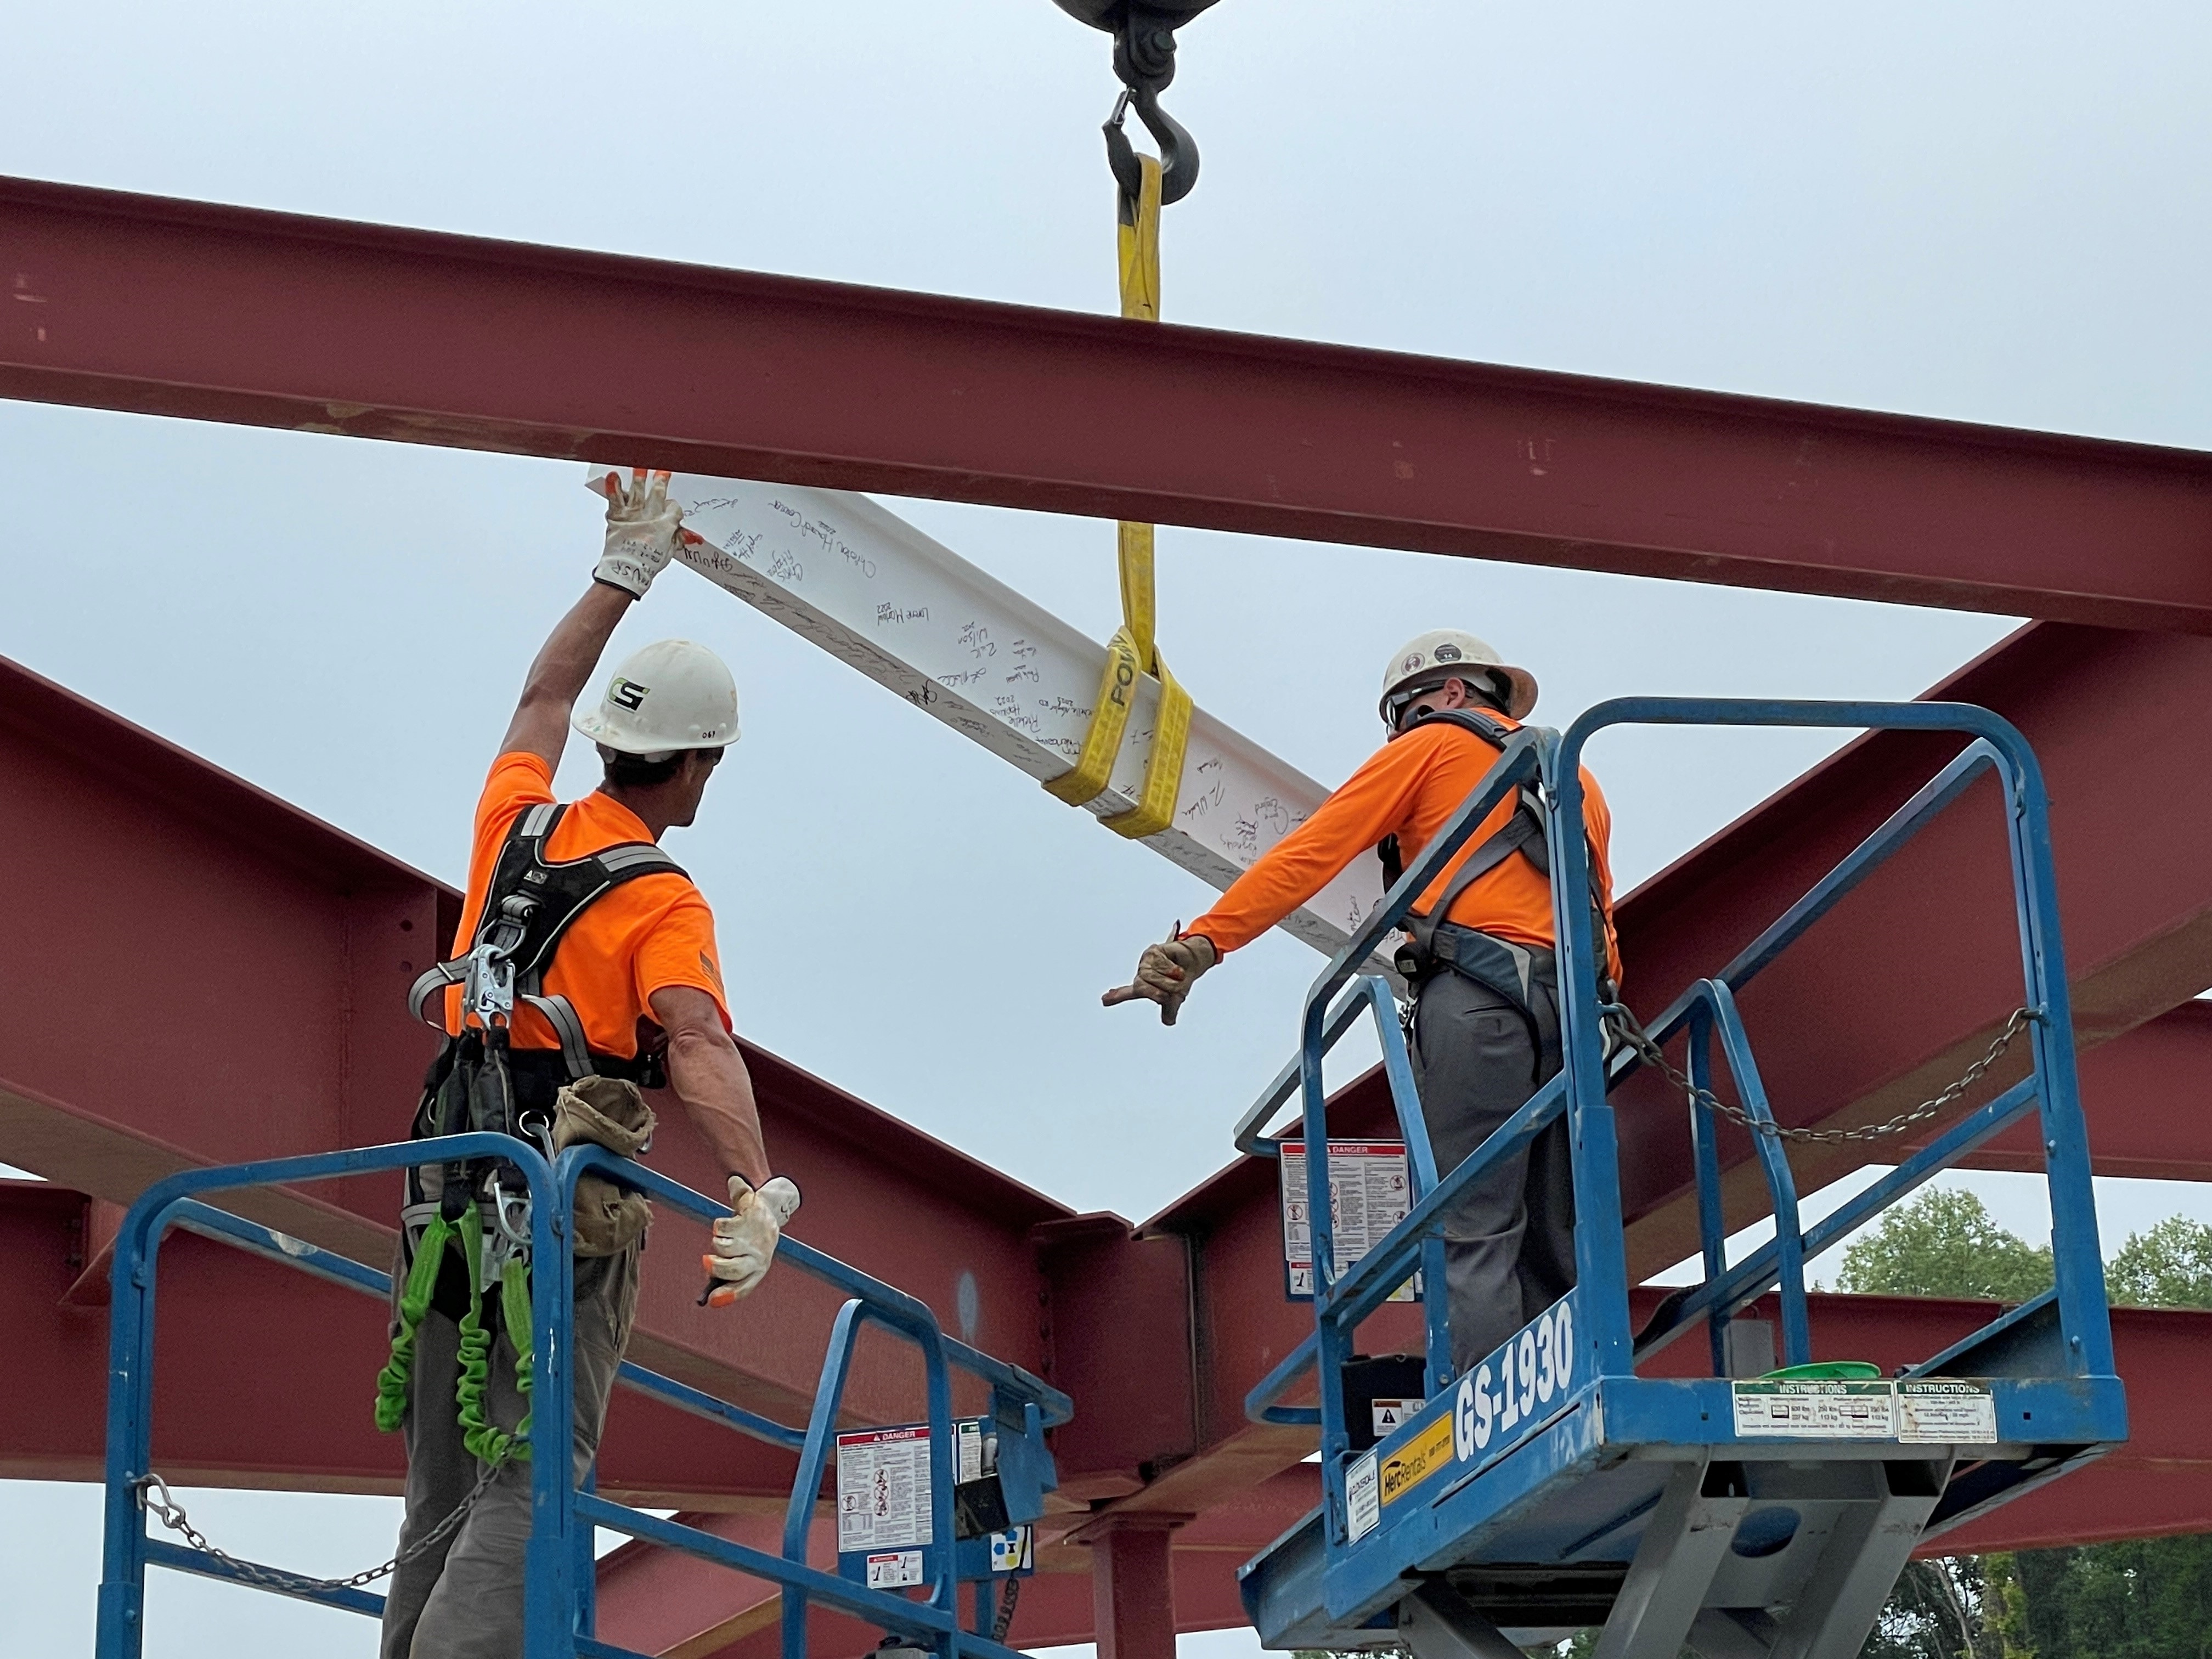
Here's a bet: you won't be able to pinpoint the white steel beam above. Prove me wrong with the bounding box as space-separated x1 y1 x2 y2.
589 468 1381 961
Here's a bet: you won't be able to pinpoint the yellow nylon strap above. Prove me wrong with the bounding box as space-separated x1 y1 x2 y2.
1043 154 1194 842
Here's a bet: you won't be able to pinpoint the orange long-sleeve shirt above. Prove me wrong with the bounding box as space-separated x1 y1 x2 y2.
1186 715 1623 983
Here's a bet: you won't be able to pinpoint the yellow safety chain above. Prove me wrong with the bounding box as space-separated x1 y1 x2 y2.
1042 153 1194 841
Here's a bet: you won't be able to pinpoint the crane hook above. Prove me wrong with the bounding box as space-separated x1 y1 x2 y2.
1056 1 1216 206
1105 84 1199 207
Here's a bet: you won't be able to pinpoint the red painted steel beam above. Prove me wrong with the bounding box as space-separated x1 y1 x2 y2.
1086 1519 1184 1659
1964 998 2212 1180
1608 621 2212 1273
3 176 2212 628
0 651 1070 1493
0 1180 806 1503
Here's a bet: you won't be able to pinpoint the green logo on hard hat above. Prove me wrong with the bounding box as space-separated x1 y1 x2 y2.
610 678 649 712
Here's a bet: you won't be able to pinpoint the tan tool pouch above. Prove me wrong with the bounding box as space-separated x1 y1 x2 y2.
552 1076 657 1257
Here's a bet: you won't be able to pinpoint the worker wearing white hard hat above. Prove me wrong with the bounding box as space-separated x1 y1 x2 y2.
380 469 798 1659
1108 628 1624 1374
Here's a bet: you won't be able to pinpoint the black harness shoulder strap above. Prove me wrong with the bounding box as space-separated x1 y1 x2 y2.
1373 709 1545 949
407 802 690 1077
484 803 689 988
1378 707 1616 996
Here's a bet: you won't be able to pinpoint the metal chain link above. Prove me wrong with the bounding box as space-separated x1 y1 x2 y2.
135 1462 500 1594
1604 1003 2038 1145
991 1571 1022 1643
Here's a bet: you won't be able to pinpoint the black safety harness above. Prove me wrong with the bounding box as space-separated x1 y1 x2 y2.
402 801 685 1231
376 802 689 1459
1379 707 1613 1068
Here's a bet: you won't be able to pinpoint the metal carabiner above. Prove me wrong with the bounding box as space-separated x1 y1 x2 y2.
1104 82 1199 207
488 1175 534 1257
515 1108 557 1169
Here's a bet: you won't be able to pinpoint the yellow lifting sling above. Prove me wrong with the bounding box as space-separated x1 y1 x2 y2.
1042 152 1195 840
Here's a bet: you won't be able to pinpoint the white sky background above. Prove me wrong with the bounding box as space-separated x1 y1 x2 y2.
2 1 2209 1652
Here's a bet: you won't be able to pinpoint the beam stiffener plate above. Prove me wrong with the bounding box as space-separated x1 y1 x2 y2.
600 467 1383 957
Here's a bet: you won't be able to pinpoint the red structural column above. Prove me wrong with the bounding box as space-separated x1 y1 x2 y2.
1082 1515 1189 1659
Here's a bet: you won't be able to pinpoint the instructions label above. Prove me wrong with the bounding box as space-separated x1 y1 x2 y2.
1280 1141 1417 1301
1346 1452 1380 1542
865 1550 924 1589
1731 1379 1898 1439
838 1426 932 1551
836 1420 986 1553
988 1529 1034 1573
1898 1380 1999 1444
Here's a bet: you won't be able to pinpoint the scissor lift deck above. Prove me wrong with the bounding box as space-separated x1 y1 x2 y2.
1232 699 2128 1659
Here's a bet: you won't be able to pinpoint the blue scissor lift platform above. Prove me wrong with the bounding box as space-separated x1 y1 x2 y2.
95 1137 1071 1658
1235 699 2127 1659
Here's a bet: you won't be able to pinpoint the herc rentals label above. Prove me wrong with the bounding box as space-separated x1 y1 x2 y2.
1378 1413 1455 1506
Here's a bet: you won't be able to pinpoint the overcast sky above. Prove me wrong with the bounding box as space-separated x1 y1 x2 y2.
3 1 2209 1652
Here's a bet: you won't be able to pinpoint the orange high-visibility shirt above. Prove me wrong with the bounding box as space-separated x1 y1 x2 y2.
1185 715 1623 983
442 752 732 1058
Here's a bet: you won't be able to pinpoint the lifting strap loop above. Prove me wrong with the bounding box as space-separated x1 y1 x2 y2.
1043 152 1194 842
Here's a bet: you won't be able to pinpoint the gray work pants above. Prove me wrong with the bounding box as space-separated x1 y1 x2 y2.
380 1240 640 1659
1411 971 1577 1374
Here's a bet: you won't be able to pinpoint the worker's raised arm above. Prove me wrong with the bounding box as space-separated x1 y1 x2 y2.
500 469 696 765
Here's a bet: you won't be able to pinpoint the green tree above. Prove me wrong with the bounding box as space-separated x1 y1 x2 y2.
2107 1217 2212 1309
1838 1192 2212 1659
1984 1534 2212 1659
1836 1189 2054 1302
1865 1559 1999 1659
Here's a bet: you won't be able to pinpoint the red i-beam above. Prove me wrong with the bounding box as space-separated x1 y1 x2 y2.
1 174 2211 628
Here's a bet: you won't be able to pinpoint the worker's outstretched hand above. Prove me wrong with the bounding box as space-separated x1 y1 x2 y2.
1102 928 1217 1026
701 1175 803 1308
595 467 699 599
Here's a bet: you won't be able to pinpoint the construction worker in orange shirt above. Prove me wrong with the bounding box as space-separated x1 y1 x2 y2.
1107 631 1623 1373
379 470 800 1659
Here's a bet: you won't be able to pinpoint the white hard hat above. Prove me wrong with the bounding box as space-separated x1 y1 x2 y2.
1378 630 1538 725
572 640 740 758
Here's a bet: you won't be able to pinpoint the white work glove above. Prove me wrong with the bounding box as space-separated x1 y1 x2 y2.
1102 927 1218 1027
701 1174 803 1307
594 467 696 599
